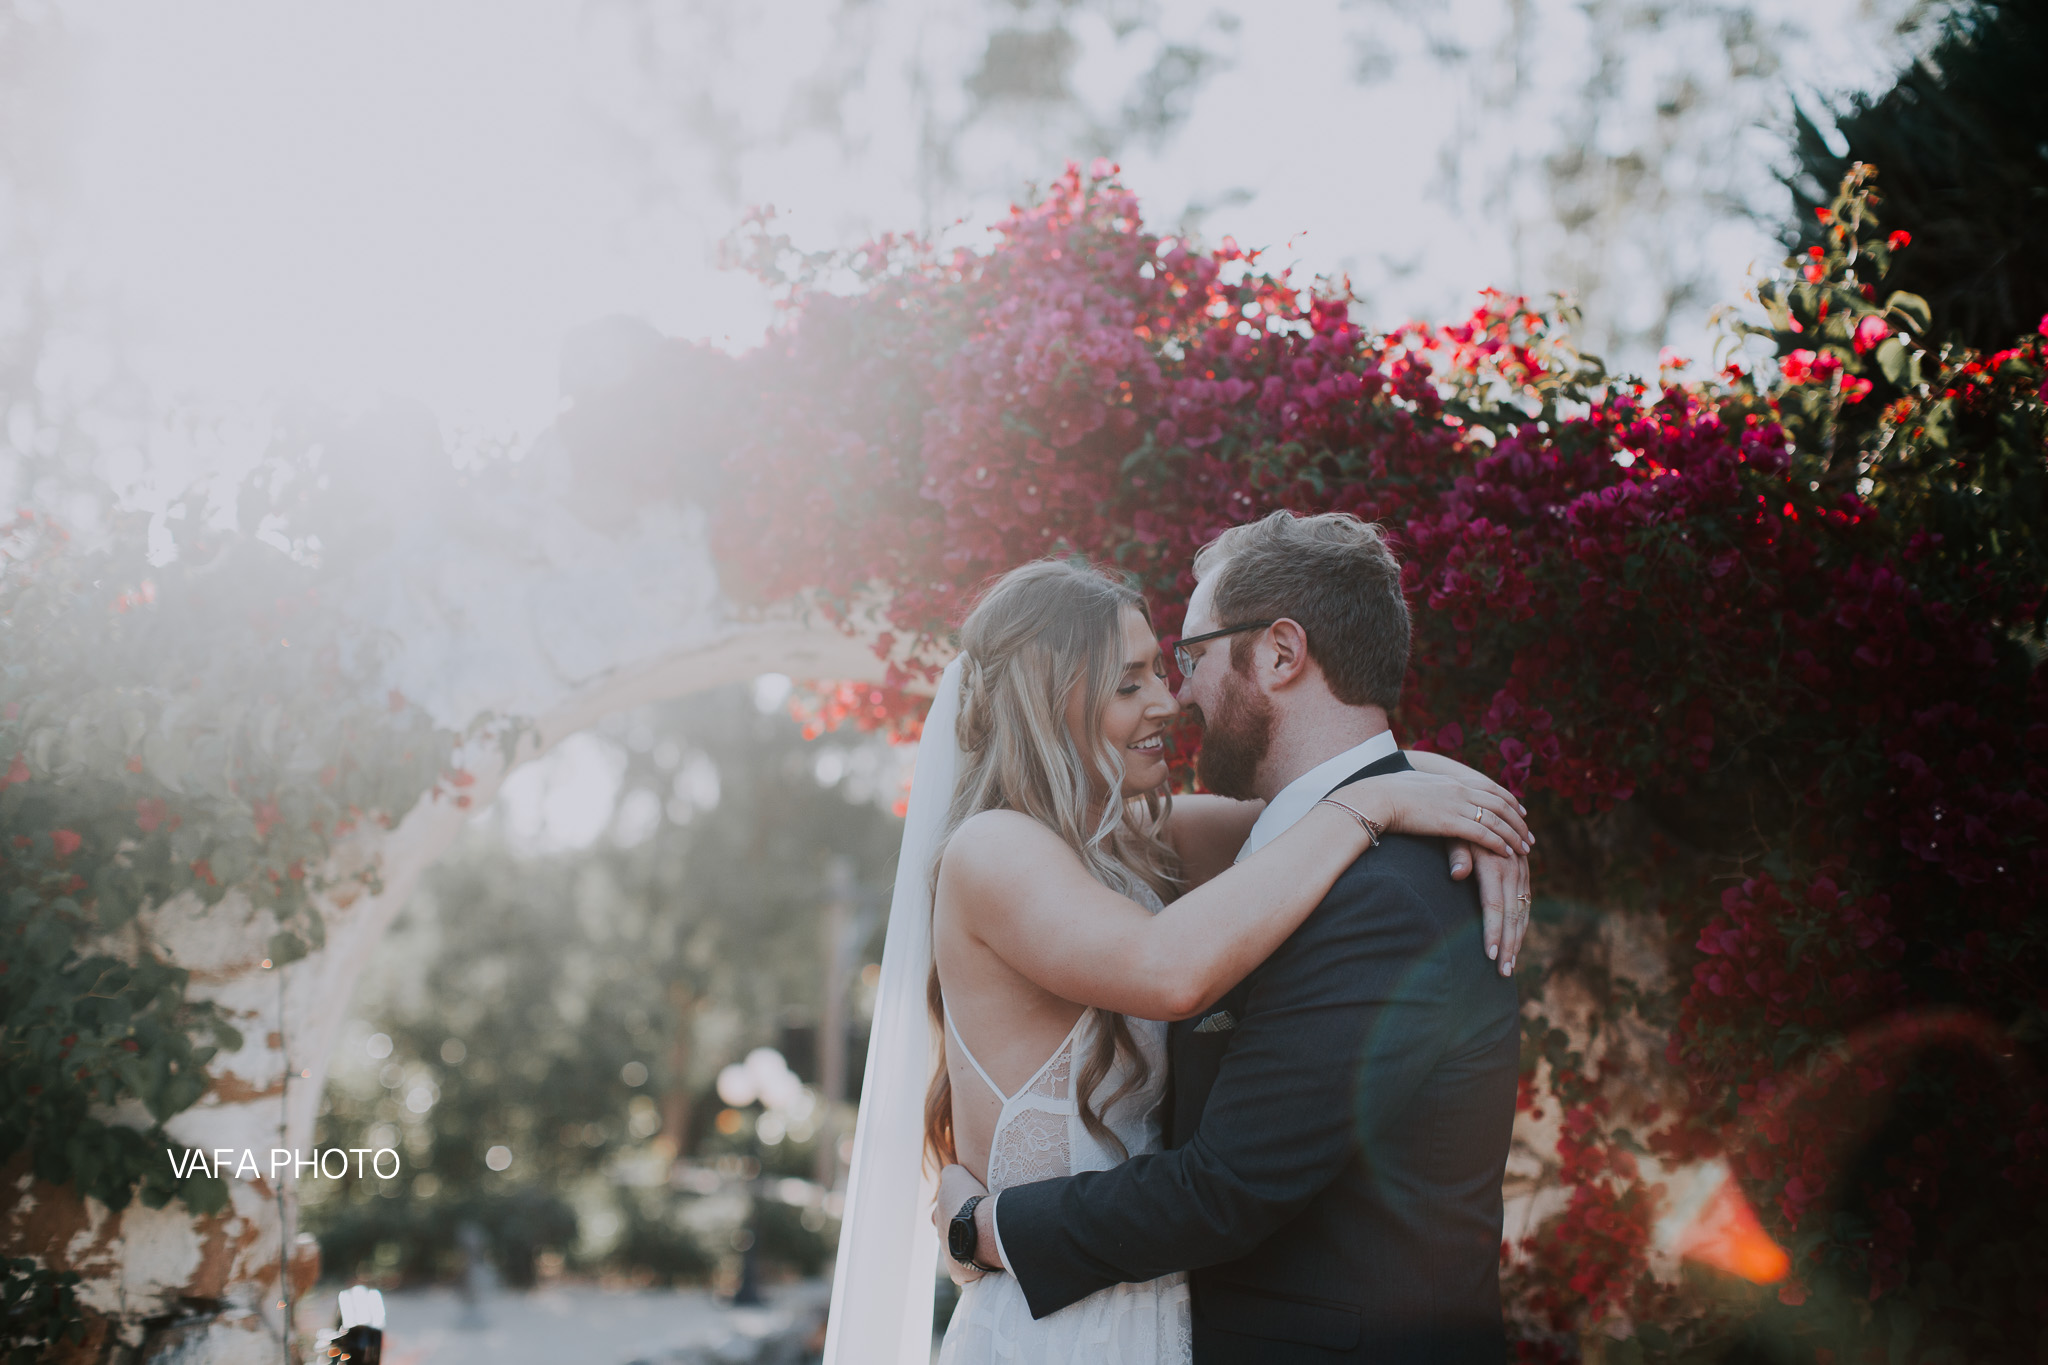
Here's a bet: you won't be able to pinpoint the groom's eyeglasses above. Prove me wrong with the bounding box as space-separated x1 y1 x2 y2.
1173 620 1277 677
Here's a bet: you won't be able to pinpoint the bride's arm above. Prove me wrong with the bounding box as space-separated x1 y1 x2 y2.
945 771 1529 1022
1401 748 1536 972
1163 794 1263 890
1165 754 1525 894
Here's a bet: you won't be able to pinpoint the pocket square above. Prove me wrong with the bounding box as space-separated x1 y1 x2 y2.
1192 1009 1237 1034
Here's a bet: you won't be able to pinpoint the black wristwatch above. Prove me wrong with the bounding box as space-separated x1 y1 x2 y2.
948 1194 1001 1272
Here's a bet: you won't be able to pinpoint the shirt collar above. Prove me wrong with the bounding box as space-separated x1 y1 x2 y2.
1233 730 1400 863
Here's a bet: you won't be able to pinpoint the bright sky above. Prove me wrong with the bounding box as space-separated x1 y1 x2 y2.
49 0 1924 455
62 3 758 438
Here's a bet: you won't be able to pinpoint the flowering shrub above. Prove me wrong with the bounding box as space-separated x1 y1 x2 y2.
0 502 462 1232
0 1255 81 1362
711 164 2047 1358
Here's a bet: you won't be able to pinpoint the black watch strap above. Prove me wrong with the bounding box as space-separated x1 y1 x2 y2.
948 1193 1000 1272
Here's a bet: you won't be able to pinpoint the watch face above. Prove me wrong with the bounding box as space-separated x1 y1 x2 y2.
948 1211 974 1261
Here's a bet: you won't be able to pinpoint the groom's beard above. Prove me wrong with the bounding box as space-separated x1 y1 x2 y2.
1194 667 1273 800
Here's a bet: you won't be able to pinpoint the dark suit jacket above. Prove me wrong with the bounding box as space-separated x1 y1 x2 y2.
995 751 1521 1363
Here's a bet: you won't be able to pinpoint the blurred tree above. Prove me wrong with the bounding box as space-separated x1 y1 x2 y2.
1787 0 2048 349
587 0 1938 374
305 683 904 1285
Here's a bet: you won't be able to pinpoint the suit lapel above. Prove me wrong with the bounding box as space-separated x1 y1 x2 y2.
1164 749 1414 1145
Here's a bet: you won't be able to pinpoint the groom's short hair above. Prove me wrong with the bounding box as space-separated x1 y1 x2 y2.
1193 510 1410 710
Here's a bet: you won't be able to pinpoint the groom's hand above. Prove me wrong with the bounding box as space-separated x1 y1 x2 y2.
1449 840 1532 976
936 1163 995 1284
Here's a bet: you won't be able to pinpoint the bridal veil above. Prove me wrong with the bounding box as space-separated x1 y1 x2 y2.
822 654 964 1364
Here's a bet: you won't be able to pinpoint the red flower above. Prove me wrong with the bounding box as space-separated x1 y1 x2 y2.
1888 230 1911 250
1780 349 1842 384
1841 376 1874 404
1 753 27 787
1853 316 1890 353
50 829 82 858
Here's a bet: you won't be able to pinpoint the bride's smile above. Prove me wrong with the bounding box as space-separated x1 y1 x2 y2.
1062 604 1179 800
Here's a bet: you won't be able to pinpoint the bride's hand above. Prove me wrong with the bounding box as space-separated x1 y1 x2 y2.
1329 769 1533 857
1400 748 1527 823
934 1163 991 1285
1403 750 1536 970
1453 843 1533 976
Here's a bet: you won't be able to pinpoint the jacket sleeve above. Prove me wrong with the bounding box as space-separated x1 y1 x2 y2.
995 860 1459 1319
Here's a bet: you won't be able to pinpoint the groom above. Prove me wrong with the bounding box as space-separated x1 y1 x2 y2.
942 510 1523 1363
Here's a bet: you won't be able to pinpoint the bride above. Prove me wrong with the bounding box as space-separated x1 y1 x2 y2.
823 558 1530 1365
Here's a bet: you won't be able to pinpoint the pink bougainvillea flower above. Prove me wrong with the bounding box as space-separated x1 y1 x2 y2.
50 829 82 858
1803 262 1826 283
1781 349 1818 383
1854 316 1891 353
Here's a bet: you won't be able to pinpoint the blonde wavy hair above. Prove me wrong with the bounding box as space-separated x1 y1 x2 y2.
923 559 1181 1172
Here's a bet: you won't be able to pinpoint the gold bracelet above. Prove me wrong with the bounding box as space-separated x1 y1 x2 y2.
1317 797 1385 848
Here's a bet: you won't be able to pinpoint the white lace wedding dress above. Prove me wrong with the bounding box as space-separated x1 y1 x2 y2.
935 888 1193 1365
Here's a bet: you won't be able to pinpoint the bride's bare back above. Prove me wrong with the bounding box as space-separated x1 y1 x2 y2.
932 795 1262 1180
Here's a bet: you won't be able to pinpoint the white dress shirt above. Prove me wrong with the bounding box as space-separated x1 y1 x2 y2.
1234 729 1400 863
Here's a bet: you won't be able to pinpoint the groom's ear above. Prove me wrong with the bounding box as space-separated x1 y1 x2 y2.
1264 618 1312 687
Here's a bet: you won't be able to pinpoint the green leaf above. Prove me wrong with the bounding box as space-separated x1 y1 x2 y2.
268 931 309 966
1876 336 1910 385
1885 291 1932 335
181 1172 229 1216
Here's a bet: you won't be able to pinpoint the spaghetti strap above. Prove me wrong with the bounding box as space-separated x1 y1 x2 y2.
945 1002 1091 1107
943 1003 1011 1102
